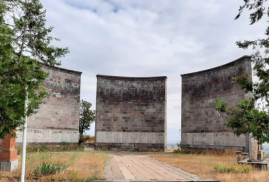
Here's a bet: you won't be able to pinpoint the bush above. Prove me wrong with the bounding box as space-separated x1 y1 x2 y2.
34 162 67 176
214 164 253 173
17 145 84 155
173 148 235 156
173 149 192 154
79 135 95 144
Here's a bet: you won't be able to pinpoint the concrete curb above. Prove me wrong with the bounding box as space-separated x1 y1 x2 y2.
92 180 219 182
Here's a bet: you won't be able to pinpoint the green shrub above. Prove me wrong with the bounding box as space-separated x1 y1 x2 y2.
214 164 253 173
17 145 84 154
34 162 67 176
79 135 92 143
173 149 192 154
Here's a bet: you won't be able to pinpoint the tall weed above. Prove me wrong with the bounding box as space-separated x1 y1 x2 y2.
34 162 67 176
214 164 253 173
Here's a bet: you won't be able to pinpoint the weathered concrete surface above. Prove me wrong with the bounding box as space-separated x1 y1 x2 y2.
96 132 164 144
181 56 252 151
181 132 247 150
0 160 18 171
16 128 79 144
105 153 218 181
251 137 259 161
95 75 167 150
17 65 82 145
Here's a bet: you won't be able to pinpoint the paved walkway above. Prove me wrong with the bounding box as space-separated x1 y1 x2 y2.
104 153 218 182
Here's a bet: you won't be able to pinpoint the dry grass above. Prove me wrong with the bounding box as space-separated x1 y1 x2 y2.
0 151 107 182
151 152 269 182
84 136 95 144
165 147 179 152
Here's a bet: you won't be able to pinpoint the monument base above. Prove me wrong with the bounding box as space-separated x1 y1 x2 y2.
0 160 18 171
0 134 18 171
239 158 269 170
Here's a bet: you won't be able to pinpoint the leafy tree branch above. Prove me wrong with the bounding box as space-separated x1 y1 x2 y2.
0 0 68 138
215 0 269 145
79 100 95 144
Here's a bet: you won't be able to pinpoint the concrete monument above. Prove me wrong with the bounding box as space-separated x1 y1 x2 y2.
95 75 167 150
181 56 252 151
16 65 82 145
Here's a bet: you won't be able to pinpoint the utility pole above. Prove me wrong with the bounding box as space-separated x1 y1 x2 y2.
249 133 252 161
21 86 28 182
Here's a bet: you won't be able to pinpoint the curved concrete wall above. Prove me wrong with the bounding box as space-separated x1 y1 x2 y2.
16 65 81 145
95 75 167 150
181 56 252 151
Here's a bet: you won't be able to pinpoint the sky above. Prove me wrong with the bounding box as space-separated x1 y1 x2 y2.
40 0 266 143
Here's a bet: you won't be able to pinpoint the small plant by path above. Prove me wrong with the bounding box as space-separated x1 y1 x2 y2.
34 162 67 176
214 164 253 173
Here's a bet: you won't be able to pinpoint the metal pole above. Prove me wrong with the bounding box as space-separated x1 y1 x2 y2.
21 86 28 182
249 133 252 161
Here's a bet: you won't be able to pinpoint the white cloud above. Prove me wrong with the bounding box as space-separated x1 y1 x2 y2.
41 0 266 143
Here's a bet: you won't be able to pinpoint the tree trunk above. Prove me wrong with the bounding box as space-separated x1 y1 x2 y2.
78 133 83 145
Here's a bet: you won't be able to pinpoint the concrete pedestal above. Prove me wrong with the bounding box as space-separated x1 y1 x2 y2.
0 160 18 171
0 134 18 171
239 158 269 170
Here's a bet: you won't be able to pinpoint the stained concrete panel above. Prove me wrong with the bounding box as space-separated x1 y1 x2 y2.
16 129 79 144
96 131 164 144
95 75 167 150
181 56 252 151
16 65 81 145
181 132 247 150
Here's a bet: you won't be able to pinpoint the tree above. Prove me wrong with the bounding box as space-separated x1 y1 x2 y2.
215 0 269 144
79 100 95 144
0 0 69 138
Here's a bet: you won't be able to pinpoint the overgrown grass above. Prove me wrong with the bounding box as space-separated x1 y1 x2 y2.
173 148 192 154
214 164 253 173
16 144 84 154
0 151 107 182
95 146 163 152
80 135 95 144
34 162 67 176
173 148 235 155
151 153 269 182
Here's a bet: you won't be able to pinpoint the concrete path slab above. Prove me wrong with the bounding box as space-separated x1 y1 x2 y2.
104 153 218 182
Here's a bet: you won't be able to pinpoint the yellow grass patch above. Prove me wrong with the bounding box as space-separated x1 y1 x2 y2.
81 135 95 145
0 151 107 182
151 153 269 182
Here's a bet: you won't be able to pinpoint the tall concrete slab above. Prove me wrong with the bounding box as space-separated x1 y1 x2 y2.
181 56 252 151
95 75 167 150
16 65 82 145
